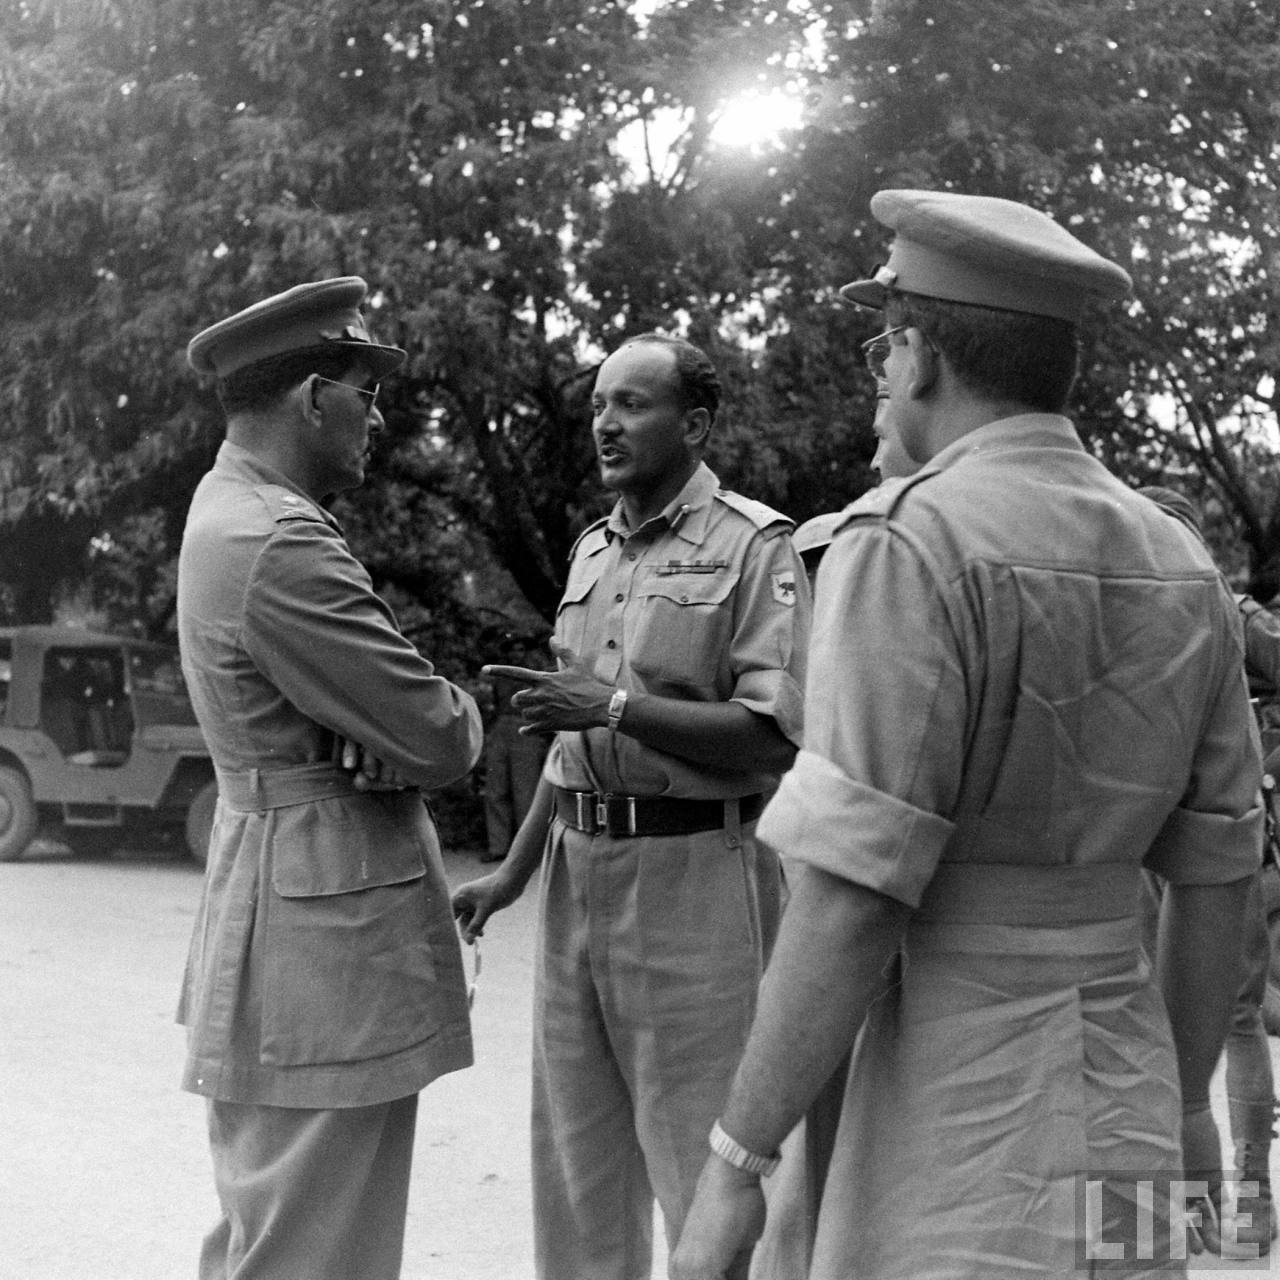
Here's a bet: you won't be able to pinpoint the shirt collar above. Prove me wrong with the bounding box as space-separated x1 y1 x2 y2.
214 440 342 531
928 413 1084 474
604 461 720 546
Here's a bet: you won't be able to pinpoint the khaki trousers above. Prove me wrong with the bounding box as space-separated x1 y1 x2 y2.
199 1093 418 1280
532 818 777 1280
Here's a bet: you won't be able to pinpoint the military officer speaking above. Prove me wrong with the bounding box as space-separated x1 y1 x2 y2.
177 278 482 1280
453 332 810 1280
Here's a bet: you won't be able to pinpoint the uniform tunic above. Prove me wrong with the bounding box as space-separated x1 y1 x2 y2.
177 441 482 1109
534 461 809 1280
759 415 1263 1279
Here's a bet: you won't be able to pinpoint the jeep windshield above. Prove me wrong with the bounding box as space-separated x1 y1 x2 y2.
126 645 199 727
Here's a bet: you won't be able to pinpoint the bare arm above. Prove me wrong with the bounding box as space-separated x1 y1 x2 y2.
671 866 911 1279
1158 876 1253 1169
452 774 554 943
485 659 795 774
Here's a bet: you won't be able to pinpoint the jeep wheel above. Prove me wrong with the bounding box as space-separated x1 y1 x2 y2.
186 779 218 867
0 767 38 862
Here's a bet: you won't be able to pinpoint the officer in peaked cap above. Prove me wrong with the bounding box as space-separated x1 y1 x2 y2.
674 192 1263 1279
838 188 1133 319
176 279 482 1280
187 275 407 380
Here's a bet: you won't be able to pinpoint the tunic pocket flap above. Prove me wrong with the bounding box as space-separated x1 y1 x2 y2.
638 568 739 607
269 791 429 898
557 555 606 608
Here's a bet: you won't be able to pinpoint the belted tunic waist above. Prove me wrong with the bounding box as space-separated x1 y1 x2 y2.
215 762 378 812
914 861 1142 958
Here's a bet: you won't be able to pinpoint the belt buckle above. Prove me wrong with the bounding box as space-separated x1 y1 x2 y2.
603 794 637 837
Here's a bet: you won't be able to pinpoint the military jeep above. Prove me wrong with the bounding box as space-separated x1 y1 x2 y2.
0 626 216 864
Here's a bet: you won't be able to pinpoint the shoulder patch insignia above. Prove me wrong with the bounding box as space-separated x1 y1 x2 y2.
771 569 798 607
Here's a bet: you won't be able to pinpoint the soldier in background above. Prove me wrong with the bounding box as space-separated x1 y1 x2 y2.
1137 484 1279 1252
480 631 550 863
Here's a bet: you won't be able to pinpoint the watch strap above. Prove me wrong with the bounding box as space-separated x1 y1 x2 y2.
709 1119 780 1177
607 688 628 731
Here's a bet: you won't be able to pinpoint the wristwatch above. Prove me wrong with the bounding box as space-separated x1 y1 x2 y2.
709 1119 780 1177
607 688 628 732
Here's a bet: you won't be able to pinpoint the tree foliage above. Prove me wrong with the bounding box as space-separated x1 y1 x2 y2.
0 0 848 651
777 0 1280 588
2 0 1280 655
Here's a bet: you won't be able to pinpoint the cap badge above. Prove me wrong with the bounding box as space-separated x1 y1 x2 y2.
320 320 373 344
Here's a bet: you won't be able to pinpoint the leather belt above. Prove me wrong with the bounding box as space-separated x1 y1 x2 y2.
553 787 764 838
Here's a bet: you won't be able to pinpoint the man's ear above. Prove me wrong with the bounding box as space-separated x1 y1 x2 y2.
299 374 323 424
904 328 939 399
683 406 712 448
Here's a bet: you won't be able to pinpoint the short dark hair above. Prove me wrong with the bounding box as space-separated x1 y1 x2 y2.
216 344 362 416
884 292 1080 413
621 332 722 424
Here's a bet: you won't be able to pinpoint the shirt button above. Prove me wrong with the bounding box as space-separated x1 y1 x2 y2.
606 639 617 649
681 594 689 603
628 553 637 562
615 593 624 603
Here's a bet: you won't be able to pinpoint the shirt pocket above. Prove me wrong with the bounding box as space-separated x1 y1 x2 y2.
259 791 440 1067
554 554 606 662
629 569 739 693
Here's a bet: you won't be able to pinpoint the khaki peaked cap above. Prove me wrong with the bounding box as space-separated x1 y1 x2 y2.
187 276 407 380
841 190 1132 322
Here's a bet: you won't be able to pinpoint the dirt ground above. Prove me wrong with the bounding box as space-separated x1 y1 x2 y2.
2 836 1279 1279
0 836 623 1280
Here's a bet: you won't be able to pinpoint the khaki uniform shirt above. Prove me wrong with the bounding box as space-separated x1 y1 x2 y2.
760 414 1262 1278
1240 594 1280 691
176 442 482 1108
544 462 808 799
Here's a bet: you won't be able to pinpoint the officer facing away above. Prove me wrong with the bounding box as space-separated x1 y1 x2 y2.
672 191 1262 1280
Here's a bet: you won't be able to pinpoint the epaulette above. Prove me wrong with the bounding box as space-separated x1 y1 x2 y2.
256 486 328 526
567 515 610 561
715 489 793 534
835 467 941 534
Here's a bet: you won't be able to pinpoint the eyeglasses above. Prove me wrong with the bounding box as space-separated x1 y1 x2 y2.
314 375 380 409
860 325 908 381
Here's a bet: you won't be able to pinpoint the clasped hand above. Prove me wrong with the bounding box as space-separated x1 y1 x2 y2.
483 645 612 735
335 737 413 791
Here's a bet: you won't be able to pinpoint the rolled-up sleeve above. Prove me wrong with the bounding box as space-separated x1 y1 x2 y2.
760 750 955 905
728 531 810 748
762 521 967 903
1146 663 1264 886
244 521 483 790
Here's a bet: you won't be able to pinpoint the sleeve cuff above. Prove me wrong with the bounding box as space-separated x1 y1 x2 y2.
1145 801 1265 884
732 669 805 749
758 750 955 907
